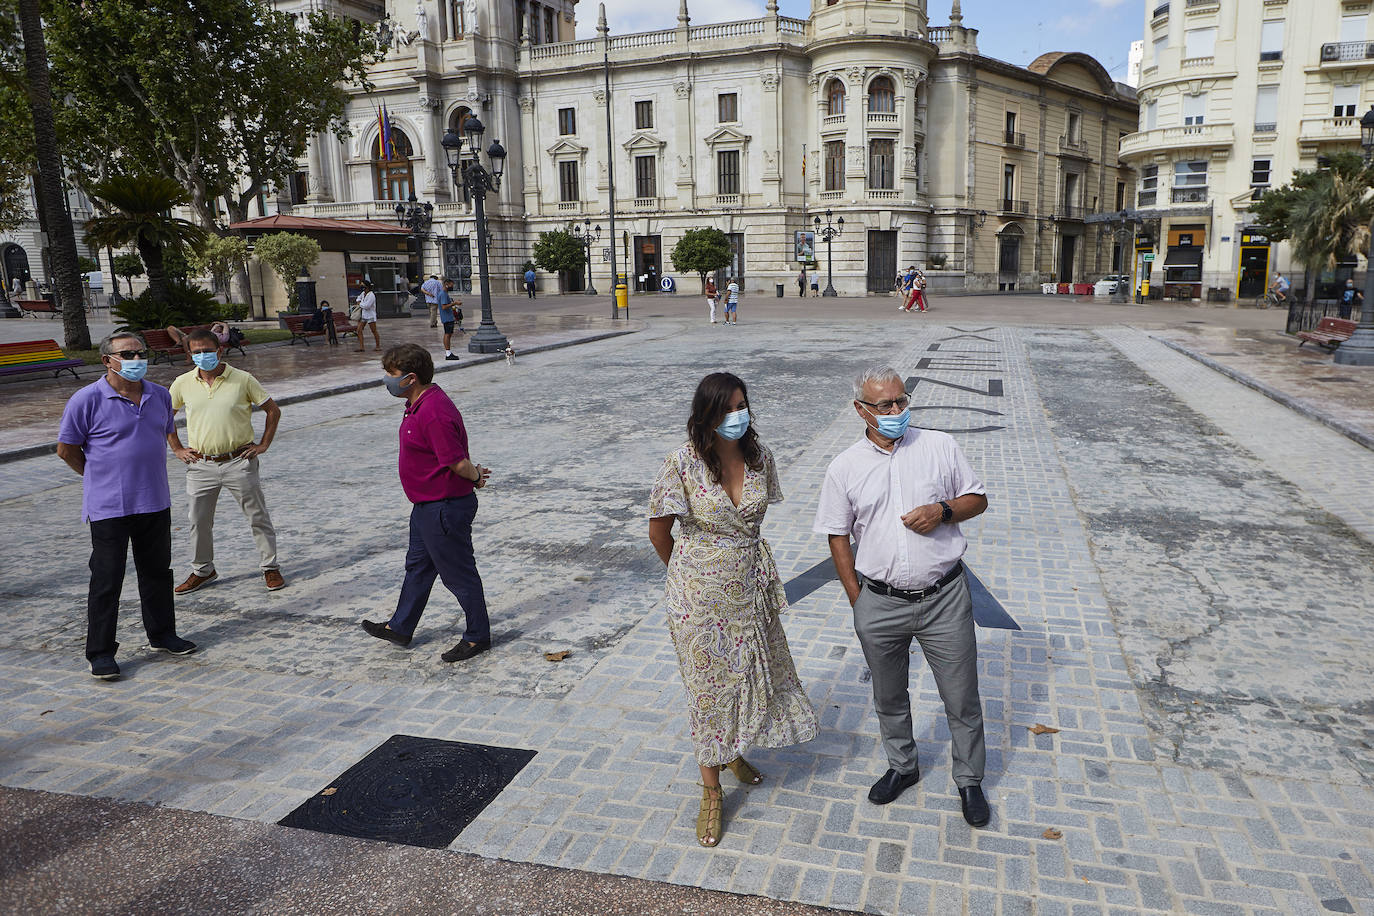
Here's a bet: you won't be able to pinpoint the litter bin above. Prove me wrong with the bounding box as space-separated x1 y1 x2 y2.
775 283 784 297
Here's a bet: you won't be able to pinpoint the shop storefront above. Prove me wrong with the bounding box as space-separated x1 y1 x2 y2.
1162 225 1205 300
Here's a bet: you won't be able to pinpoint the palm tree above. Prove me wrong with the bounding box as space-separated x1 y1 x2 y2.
85 175 207 306
16 0 90 349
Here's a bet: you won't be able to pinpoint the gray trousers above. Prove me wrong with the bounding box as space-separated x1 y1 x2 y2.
852 570 986 787
185 454 279 576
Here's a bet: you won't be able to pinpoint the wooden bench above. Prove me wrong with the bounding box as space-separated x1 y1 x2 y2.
1296 317 1358 351
16 299 60 318
0 339 84 380
141 329 183 365
180 323 246 358
283 313 328 345
332 311 358 341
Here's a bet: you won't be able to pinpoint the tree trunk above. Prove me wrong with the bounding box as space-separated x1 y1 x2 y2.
137 234 170 306
225 198 254 314
17 0 91 350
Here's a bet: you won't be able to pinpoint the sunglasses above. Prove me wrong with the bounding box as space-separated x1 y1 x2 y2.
110 350 148 360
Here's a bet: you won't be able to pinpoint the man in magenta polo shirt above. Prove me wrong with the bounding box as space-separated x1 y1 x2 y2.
56 332 198 681
361 343 493 662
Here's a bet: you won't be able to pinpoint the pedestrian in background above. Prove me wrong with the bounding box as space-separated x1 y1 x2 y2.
649 372 818 848
524 266 537 299
813 366 990 826
797 268 807 297
809 269 819 297
724 278 740 324
704 277 719 324
362 344 493 663
319 299 338 345
1340 279 1363 320
438 281 462 362
354 281 381 352
421 274 444 329
56 332 197 681
167 328 285 595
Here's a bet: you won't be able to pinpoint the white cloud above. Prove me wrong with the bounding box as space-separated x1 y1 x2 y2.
577 0 767 39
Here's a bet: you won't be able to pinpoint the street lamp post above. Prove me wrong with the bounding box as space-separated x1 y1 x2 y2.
1334 105 1374 366
394 194 433 308
442 118 510 354
814 208 844 297
571 218 602 295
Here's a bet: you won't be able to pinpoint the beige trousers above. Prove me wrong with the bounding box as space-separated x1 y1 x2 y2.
185 454 278 576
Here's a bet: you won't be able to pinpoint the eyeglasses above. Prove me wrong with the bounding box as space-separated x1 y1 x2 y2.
110 350 147 360
857 395 910 414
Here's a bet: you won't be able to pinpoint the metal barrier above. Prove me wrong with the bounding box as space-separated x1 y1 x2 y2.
1285 298 1343 334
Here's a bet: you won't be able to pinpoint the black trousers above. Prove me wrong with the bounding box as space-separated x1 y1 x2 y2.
87 508 177 660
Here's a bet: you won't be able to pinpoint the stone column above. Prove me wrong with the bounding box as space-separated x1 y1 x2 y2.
305 133 334 203
761 70 782 206
673 77 695 209
844 65 867 193
519 95 540 216
901 70 920 199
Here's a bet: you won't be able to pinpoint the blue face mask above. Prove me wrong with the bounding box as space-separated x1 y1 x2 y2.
114 358 148 382
384 373 414 398
716 407 750 441
191 351 220 372
865 406 911 440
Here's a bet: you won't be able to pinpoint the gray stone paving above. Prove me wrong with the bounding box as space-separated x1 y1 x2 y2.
1 315 1373 913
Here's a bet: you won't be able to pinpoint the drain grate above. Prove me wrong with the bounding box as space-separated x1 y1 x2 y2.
279 735 536 848
1313 376 1358 383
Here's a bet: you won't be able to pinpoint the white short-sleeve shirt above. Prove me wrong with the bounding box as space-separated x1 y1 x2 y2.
813 427 986 590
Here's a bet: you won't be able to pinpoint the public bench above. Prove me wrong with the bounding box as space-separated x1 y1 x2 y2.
140 325 246 365
0 339 84 380
282 313 326 345
332 311 358 341
1296 317 1358 351
16 299 60 318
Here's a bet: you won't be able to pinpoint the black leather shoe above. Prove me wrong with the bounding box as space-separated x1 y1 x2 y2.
361 620 411 647
868 767 920 805
959 785 991 827
441 640 491 663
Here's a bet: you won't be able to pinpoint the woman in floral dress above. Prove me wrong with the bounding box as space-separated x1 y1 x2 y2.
648 372 818 847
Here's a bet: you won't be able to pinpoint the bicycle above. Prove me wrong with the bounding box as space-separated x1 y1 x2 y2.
1253 290 1284 309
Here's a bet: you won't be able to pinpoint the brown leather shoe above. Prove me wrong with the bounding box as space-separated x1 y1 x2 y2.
264 569 286 591
174 571 217 594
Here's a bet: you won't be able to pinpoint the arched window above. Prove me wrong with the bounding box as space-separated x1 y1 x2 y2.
868 76 895 114
374 128 415 201
826 79 846 116
449 106 473 136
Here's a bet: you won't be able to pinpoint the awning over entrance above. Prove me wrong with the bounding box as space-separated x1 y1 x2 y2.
1164 246 1203 268
228 214 409 235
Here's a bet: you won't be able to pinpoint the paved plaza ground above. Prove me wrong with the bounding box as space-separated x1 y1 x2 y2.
1 293 1372 914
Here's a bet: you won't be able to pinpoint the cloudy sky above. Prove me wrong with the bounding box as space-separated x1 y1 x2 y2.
577 0 1143 81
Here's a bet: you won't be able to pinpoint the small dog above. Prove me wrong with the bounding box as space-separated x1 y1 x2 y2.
502 345 516 367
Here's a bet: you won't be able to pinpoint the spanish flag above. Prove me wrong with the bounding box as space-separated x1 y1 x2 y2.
376 106 386 161
382 103 395 161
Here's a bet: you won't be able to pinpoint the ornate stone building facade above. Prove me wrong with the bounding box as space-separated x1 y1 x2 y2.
193 0 1138 301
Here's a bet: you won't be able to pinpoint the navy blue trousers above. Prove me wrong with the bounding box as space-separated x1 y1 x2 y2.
389 495 491 644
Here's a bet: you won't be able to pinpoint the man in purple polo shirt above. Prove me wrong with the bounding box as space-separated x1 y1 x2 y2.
361 343 493 662
57 332 197 681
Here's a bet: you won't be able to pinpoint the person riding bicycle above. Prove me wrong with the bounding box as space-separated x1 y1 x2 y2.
1269 272 1291 306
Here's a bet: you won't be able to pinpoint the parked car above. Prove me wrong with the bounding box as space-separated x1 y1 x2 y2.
1093 274 1129 296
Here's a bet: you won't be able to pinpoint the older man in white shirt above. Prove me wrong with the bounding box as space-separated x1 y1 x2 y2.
814 365 991 826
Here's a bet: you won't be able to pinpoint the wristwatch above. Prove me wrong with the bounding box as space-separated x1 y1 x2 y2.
939 500 953 523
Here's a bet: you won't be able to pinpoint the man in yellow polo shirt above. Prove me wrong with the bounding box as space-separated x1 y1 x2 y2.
168 328 286 593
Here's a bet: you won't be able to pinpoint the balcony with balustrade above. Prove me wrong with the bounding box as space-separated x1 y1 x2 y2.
1004 131 1026 148
999 198 1029 214
1319 40 1374 67
1171 186 1208 204
525 14 811 71
1118 122 1235 161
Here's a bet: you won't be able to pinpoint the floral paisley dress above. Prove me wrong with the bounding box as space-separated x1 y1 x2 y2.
649 442 819 767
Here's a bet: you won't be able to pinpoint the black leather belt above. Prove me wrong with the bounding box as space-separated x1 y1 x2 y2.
201 444 252 463
865 562 963 602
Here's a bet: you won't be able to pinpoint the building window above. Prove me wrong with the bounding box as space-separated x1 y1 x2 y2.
1139 165 1158 206
1145 100 1158 131
1115 180 1126 211
1183 27 1216 59
1062 172 1079 212
1259 20 1284 61
823 140 844 191
868 139 894 189
1182 93 1206 127
868 76 895 114
826 79 846 116
558 160 579 202
1255 86 1278 131
1002 163 1016 207
635 100 653 130
1173 159 1208 201
717 93 738 123
1341 13 1367 44
557 107 576 135
717 149 740 195
289 170 309 205
1251 158 1272 187
545 6 555 42
374 128 414 201
1334 84 1359 118
634 155 656 198
1067 111 1081 143
1152 35 1167 63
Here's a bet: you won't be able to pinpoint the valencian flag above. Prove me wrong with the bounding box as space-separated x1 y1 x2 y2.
376 105 388 161
383 103 396 161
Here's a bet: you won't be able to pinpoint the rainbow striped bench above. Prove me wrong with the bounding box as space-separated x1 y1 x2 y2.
0 339 84 380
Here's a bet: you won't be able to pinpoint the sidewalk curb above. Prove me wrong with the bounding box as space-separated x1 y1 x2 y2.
0 327 639 466
1151 334 1374 452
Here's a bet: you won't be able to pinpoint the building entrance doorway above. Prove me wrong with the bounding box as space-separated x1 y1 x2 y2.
1058 233 1077 283
1236 233 1271 299
441 238 473 293
634 235 661 292
997 226 1022 290
867 230 897 292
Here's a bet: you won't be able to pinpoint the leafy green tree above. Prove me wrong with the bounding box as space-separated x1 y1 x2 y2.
112 251 144 296
0 2 30 235
112 282 220 332
85 175 207 307
532 229 586 281
45 0 384 305
252 232 321 312
670 228 732 291
189 234 249 298
1249 151 1374 295
14 0 89 348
